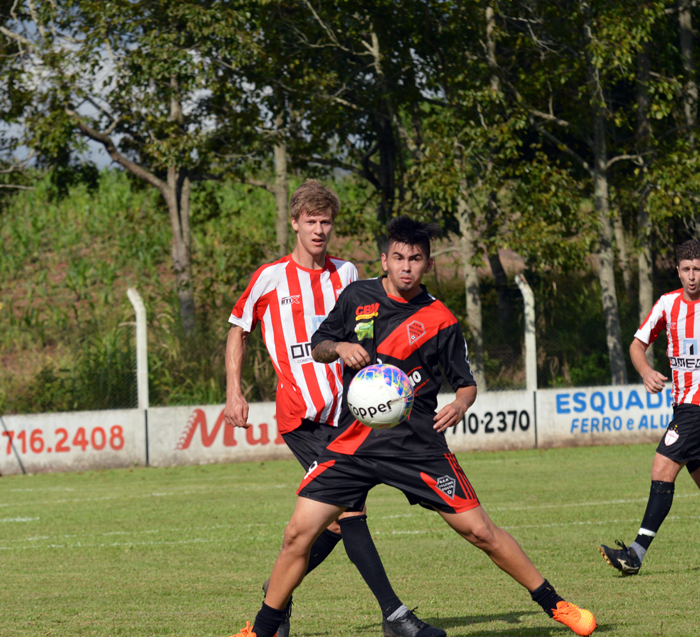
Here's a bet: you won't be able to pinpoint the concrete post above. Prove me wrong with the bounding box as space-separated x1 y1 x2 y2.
515 274 537 392
127 288 149 410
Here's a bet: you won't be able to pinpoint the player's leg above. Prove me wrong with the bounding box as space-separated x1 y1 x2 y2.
438 504 595 635
282 422 345 575
599 452 681 575
438 505 543 588
687 459 700 488
246 497 344 637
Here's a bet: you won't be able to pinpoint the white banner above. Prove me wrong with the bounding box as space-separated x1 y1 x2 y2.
441 390 536 452
0 409 146 476
147 402 294 468
536 384 672 448
0 384 678 475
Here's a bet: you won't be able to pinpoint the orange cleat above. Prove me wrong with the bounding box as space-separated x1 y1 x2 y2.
552 601 597 636
229 621 257 637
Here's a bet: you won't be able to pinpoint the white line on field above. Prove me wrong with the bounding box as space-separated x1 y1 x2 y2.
0 517 40 523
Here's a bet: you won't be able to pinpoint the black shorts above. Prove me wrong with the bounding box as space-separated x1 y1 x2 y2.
297 450 481 515
281 419 338 471
657 404 700 473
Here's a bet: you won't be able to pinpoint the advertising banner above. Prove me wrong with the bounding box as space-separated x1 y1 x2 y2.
441 390 537 452
536 385 672 448
0 409 146 476
147 402 294 468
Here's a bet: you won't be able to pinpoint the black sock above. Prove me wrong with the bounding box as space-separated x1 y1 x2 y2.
306 528 342 574
634 480 674 551
338 514 402 617
253 602 288 637
530 579 564 618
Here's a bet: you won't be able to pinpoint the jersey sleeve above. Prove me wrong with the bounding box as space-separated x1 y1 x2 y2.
439 323 477 390
311 283 356 348
228 266 265 332
635 297 666 346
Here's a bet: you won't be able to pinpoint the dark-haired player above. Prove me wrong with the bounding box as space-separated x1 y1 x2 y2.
226 183 443 637
600 239 700 575
231 216 596 637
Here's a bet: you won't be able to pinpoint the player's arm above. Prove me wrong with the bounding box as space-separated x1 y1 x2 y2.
630 337 668 394
224 326 251 428
433 385 477 433
312 340 370 371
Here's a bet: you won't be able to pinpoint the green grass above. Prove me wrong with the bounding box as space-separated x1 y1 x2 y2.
1 443 699 636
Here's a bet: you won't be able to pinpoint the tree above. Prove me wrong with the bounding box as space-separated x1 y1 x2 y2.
0 0 258 334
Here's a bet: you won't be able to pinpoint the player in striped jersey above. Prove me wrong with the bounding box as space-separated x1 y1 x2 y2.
600 239 700 575
225 181 443 637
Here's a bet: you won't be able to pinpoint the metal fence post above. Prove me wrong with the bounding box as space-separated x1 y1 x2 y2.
127 288 149 410
515 274 537 392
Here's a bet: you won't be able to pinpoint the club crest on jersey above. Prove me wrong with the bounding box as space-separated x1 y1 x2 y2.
436 476 456 499
407 320 425 344
355 321 374 340
281 295 301 306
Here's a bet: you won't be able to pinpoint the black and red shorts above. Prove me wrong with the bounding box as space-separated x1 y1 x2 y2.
657 403 700 473
282 418 339 471
297 450 481 515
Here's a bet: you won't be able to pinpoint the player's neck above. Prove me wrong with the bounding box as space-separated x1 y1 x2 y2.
683 289 700 303
290 245 327 270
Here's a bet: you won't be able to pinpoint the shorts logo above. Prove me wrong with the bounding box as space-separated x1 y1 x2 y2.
665 429 680 446
281 295 301 305
407 320 425 344
436 475 456 499
303 461 319 480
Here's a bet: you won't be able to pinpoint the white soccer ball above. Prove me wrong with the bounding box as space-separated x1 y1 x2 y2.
346 364 415 429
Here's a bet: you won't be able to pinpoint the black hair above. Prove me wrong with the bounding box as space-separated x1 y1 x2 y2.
677 239 700 265
384 215 441 258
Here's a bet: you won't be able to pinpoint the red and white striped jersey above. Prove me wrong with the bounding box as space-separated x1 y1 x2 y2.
636 288 700 405
229 254 358 434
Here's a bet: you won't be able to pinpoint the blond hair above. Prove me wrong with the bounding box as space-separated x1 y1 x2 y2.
289 179 340 221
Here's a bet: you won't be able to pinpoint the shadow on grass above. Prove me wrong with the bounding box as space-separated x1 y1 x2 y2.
350 610 612 637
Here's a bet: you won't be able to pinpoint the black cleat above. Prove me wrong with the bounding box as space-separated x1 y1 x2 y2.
382 608 446 637
599 540 642 575
262 579 292 637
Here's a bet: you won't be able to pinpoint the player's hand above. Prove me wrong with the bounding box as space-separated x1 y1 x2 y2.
224 392 251 429
642 369 668 394
335 342 371 370
433 400 467 433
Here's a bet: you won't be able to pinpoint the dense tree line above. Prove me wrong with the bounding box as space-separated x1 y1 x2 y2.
2 0 700 386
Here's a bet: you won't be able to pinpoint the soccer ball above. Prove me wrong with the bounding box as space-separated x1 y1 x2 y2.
346 364 414 429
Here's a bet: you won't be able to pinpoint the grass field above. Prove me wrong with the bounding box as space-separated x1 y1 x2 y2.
1 443 699 637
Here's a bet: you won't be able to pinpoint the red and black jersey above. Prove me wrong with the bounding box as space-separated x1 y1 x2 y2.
310 277 476 458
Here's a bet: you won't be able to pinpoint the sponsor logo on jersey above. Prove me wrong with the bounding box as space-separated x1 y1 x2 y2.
683 338 698 355
281 295 301 305
665 429 680 446
407 320 426 344
669 355 700 370
354 320 374 340
290 342 313 363
436 475 456 499
356 303 380 320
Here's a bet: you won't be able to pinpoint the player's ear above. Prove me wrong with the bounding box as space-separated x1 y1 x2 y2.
425 257 434 273
380 252 388 272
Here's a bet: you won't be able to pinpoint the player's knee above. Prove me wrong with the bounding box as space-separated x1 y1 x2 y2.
281 520 313 553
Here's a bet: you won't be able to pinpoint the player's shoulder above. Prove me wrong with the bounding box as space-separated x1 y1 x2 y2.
657 289 684 306
427 296 459 325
